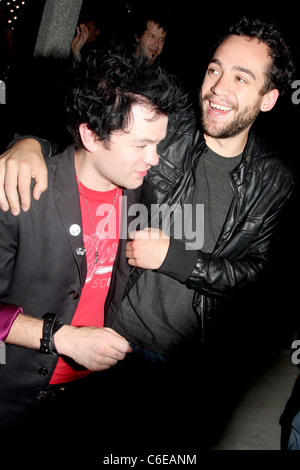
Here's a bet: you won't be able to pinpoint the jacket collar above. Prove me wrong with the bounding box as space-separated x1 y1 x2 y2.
51 145 87 286
51 146 141 290
241 132 254 166
197 130 255 165
53 144 77 194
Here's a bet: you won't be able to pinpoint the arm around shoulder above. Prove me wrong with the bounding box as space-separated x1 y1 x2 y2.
0 136 50 215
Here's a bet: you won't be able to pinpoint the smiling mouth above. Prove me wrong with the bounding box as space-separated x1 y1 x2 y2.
210 102 232 114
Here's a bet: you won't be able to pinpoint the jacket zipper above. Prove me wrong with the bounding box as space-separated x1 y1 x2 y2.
158 155 184 177
213 171 240 256
212 140 251 256
159 154 176 169
200 295 205 341
171 144 206 209
199 173 240 341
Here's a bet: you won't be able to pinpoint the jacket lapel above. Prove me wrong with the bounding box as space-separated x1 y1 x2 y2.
53 146 87 287
104 187 141 327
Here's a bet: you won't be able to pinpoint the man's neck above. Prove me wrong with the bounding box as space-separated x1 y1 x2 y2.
74 150 117 192
204 131 249 158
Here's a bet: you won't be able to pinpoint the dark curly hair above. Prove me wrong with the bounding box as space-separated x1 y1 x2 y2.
134 9 169 39
65 51 186 148
215 16 295 96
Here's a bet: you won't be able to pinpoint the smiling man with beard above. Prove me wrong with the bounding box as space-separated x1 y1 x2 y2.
199 33 279 149
120 17 295 357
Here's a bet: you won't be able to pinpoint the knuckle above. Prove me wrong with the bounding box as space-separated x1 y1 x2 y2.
4 179 16 193
18 159 32 171
5 157 17 171
38 181 48 191
118 352 126 361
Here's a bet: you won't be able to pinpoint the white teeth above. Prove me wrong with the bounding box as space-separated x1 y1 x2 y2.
210 102 232 111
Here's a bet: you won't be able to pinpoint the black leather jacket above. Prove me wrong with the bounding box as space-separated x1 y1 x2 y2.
126 104 294 336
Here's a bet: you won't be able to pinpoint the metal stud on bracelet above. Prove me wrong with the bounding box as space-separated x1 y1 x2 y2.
40 313 64 355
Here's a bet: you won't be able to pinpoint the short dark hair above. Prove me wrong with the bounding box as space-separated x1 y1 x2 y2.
134 10 169 38
65 51 185 147
216 16 295 95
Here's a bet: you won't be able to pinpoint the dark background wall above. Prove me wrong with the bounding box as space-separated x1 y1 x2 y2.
1 0 299 153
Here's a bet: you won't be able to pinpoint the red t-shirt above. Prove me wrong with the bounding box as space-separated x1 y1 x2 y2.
49 182 121 384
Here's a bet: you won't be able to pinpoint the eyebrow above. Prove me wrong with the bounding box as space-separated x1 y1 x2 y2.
134 130 167 143
210 58 256 81
133 138 161 144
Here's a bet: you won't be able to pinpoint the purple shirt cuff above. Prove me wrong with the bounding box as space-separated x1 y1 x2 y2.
0 302 23 341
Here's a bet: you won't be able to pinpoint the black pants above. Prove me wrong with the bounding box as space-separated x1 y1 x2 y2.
2 347 226 464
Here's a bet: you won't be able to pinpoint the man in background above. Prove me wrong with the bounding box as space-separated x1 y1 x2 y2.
132 12 168 64
71 18 102 59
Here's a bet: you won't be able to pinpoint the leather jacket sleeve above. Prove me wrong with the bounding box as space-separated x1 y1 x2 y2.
157 235 269 299
7 135 58 157
157 167 294 299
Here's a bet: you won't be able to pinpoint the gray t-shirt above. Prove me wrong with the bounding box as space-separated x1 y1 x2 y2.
113 149 242 355
194 149 242 252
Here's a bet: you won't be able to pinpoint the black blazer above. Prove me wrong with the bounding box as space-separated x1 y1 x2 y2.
0 145 140 429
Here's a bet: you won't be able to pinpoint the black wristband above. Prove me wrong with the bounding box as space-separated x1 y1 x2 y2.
40 313 64 355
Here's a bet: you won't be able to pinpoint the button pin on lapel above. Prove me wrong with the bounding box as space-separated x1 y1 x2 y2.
76 247 86 256
69 224 81 236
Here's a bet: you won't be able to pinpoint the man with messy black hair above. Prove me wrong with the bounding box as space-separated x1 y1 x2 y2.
0 51 185 431
66 52 181 146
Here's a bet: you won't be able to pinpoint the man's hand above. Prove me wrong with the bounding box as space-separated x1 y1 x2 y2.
54 325 132 371
6 313 131 372
126 228 170 269
0 138 48 215
71 23 89 59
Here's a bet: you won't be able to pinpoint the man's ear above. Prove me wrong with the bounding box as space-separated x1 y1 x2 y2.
261 89 279 112
78 123 98 152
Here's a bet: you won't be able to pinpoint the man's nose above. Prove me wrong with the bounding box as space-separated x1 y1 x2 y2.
211 74 230 96
144 147 159 167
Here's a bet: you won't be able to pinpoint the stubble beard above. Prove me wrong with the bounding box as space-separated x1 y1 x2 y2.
200 95 261 139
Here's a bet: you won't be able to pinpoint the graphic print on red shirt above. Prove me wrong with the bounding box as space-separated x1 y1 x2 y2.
50 182 122 384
